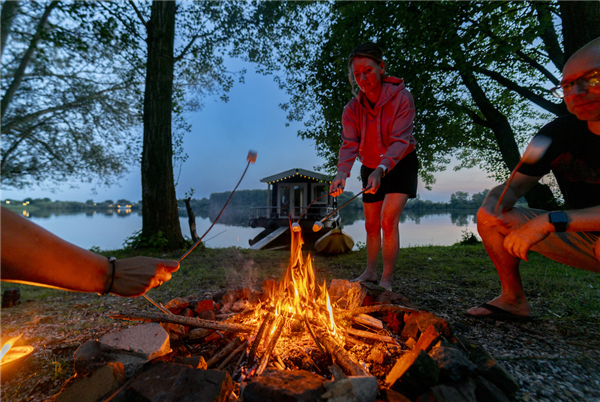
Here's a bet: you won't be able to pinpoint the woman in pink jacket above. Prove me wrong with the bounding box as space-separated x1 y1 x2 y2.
330 43 418 291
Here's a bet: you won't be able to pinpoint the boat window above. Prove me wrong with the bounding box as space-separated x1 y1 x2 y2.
312 183 329 205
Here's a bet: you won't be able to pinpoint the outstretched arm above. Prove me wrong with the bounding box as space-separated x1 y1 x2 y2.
504 205 600 261
1 207 179 296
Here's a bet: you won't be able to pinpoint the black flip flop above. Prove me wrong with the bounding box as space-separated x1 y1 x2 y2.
465 303 535 322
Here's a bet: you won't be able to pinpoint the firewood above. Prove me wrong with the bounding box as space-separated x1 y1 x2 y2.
256 315 286 376
217 339 248 370
317 331 370 377
207 337 241 368
352 313 383 329
109 311 254 333
336 304 418 320
248 311 272 365
344 327 398 344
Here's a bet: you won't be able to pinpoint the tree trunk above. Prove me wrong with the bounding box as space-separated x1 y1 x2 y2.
560 1 600 61
460 71 558 209
141 1 184 250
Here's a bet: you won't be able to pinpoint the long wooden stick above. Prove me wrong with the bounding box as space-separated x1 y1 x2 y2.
248 311 272 366
317 331 370 377
256 315 286 376
335 304 418 320
109 311 254 333
344 327 397 344
207 337 241 368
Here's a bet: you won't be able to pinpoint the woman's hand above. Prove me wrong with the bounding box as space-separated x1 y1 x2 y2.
110 257 180 297
364 167 384 194
330 171 348 197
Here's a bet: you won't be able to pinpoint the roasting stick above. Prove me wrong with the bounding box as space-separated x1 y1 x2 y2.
312 188 369 232
291 191 335 233
178 150 257 262
495 136 552 215
141 151 257 314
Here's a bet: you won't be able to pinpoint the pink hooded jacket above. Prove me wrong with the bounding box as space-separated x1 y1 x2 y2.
337 76 416 175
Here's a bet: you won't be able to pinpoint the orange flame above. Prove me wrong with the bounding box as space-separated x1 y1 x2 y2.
264 223 341 339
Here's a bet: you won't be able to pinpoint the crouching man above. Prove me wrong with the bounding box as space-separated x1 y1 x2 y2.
467 38 600 320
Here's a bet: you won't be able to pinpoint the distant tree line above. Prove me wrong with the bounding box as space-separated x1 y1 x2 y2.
2 197 140 212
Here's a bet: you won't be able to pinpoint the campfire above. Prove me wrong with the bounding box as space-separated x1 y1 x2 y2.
97 226 519 402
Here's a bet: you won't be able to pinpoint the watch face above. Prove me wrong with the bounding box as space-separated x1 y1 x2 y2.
549 212 568 224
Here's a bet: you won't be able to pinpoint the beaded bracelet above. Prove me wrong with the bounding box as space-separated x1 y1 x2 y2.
100 257 117 295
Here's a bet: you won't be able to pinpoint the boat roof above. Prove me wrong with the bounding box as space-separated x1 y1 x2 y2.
260 168 332 184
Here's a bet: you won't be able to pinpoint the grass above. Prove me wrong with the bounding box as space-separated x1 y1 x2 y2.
5 243 598 323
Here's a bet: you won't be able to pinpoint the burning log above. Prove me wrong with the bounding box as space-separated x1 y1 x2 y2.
336 304 418 321
256 315 286 376
207 337 242 368
317 331 370 377
248 311 273 366
344 327 397 344
217 339 248 370
109 311 254 333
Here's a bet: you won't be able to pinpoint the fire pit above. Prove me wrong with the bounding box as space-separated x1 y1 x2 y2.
99 227 519 401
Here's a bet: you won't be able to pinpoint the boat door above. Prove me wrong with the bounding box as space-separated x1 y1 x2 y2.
278 183 307 219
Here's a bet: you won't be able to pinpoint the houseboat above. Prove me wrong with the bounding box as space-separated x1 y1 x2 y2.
248 168 354 253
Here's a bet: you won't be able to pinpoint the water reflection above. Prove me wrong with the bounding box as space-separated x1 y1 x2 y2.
25 207 479 251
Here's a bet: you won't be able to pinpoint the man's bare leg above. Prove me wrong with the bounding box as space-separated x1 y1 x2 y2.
467 209 532 317
379 194 409 290
355 200 383 283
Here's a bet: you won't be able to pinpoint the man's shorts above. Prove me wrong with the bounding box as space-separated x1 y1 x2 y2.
510 207 600 272
361 150 418 204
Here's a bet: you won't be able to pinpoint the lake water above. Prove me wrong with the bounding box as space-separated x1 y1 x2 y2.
21 208 478 251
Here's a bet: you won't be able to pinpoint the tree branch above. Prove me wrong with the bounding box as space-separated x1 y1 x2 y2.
1 1 58 119
514 50 560 86
2 84 133 134
532 2 564 71
127 0 147 29
477 67 567 116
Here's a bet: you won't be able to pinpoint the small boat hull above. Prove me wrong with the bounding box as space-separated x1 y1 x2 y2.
314 228 354 254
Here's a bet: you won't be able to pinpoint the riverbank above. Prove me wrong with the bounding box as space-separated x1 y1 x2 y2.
1 244 599 401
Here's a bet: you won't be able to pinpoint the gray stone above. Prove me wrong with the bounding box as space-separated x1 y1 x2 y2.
243 369 327 402
475 376 511 402
328 279 367 310
418 378 477 402
469 347 519 397
55 362 126 402
106 361 233 402
99 322 171 360
74 339 150 378
429 346 477 382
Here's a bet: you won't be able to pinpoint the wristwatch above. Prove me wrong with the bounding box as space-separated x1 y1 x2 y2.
548 211 568 232
377 164 387 177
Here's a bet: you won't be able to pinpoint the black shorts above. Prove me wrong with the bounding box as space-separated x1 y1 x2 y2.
361 150 418 203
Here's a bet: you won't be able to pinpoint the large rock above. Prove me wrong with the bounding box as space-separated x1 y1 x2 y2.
385 349 440 400
99 322 171 360
328 279 366 310
74 340 148 377
417 378 477 402
55 362 126 402
243 369 327 402
469 347 519 397
429 347 477 382
106 361 233 402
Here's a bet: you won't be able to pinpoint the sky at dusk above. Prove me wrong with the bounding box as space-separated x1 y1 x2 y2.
1 58 498 204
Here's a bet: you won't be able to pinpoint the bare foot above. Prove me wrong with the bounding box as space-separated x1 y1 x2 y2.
466 296 531 317
354 270 377 283
379 279 392 291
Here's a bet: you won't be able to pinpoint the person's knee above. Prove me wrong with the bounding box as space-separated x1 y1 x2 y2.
381 217 399 235
476 208 494 238
364 220 381 235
